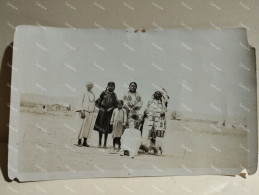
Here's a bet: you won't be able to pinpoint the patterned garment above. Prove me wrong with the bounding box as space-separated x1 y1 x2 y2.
123 91 143 124
141 99 166 147
94 90 118 134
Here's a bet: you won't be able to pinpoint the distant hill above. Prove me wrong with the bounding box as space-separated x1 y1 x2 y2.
20 93 79 108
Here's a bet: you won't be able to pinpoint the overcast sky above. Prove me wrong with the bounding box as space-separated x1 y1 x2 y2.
13 26 256 119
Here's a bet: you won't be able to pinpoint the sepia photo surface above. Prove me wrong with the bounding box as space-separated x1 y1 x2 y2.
8 26 257 181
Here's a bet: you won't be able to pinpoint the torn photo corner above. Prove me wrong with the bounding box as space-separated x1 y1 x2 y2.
8 25 257 181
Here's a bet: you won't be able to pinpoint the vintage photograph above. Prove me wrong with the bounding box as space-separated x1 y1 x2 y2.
9 26 257 181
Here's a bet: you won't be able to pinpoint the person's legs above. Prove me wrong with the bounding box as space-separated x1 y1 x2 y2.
103 133 108 148
115 137 118 148
77 138 82 146
83 137 90 147
152 146 158 155
113 138 116 149
98 132 103 147
140 145 149 153
159 147 162 154
118 137 121 149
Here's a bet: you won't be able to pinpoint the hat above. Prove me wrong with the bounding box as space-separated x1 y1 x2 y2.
86 82 94 87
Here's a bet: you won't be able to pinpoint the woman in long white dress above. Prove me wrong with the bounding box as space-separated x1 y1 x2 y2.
77 82 98 147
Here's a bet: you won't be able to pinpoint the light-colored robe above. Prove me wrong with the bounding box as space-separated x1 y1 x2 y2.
77 90 98 139
110 108 127 138
120 127 142 157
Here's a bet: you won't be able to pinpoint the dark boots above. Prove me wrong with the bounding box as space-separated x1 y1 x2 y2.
77 139 82 146
103 133 108 148
82 138 90 147
77 138 89 147
113 137 121 150
98 132 102 148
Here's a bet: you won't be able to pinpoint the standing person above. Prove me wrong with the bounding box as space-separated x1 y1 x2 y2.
77 82 98 147
123 82 143 128
141 91 167 154
110 100 127 151
94 81 118 148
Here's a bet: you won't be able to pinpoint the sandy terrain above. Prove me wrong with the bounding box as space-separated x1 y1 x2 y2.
17 111 248 174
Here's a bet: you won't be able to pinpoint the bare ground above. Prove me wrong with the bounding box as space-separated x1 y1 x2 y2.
17 112 248 174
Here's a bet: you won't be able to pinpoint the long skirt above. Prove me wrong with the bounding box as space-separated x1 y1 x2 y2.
78 112 98 139
94 109 113 134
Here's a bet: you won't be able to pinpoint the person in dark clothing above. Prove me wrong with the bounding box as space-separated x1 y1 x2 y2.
94 81 118 148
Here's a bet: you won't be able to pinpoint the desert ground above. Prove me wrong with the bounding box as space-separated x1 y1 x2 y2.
17 110 248 175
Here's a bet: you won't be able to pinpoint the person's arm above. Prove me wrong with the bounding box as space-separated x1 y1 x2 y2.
75 92 85 113
144 100 152 114
132 94 143 110
95 92 104 110
110 109 115 125
132 101 143 110
81 92 85 108
114 93 119 107
123 109 127 126
123 94 130 110
107 93 118 112
107 107 115 112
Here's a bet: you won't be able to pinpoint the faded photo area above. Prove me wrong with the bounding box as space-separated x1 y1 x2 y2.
8 26 257 181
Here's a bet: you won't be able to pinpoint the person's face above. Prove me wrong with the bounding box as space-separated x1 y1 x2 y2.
107 85 115 92
117 103 123 109
154 92 162 100
129 83 137 92
86 85 93 91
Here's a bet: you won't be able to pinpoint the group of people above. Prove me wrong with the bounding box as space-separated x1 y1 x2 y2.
76 81 169 158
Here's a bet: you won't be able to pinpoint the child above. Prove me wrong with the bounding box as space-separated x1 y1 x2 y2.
110 100 127 151
120 119 142 158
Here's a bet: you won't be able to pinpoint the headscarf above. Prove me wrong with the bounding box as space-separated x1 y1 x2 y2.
105 81 116 94
86 82 94 88
107 81 115 86
106 81 115 90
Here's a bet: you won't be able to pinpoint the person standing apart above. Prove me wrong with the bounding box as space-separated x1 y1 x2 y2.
110 100 127 151
77 82 98 147
123 82 143 128
94 81 118 148
141 91 166 154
